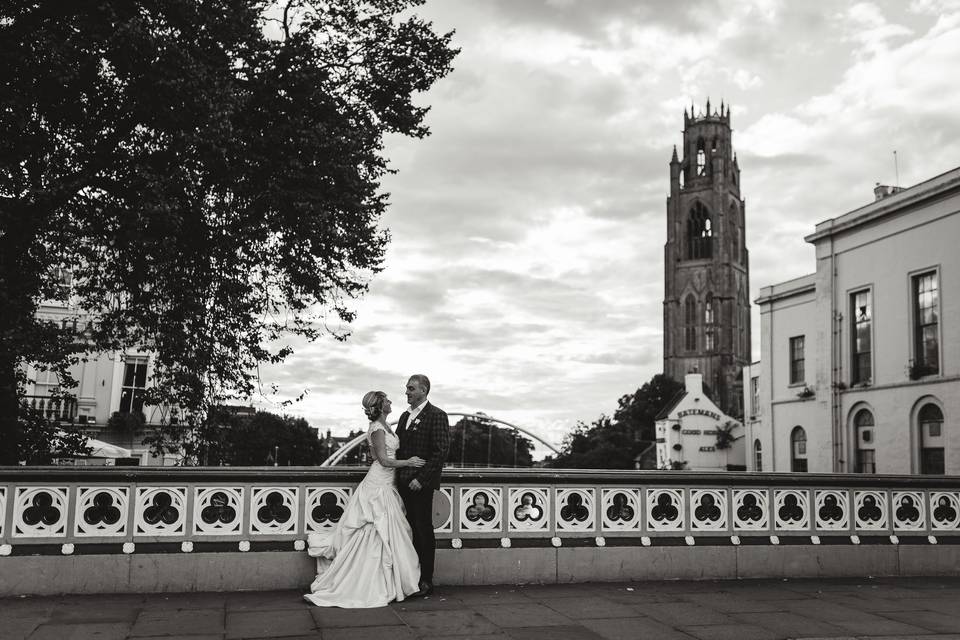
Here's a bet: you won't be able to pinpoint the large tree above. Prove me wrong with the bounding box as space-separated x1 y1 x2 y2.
547 374 686 469
0 1 457 464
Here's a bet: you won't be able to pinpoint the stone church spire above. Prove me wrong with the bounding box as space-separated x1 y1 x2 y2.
662 101 751 418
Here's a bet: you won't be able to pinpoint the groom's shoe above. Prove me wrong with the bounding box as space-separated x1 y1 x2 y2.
412 581 434 598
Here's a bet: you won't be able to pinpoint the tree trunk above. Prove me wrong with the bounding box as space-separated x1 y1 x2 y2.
0 357 22 465
0 198 42 465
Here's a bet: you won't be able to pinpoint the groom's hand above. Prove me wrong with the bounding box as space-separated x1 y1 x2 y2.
408 478 423 492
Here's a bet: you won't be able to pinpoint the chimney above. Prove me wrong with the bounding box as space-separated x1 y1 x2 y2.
685 371 704 396
874 183 904 201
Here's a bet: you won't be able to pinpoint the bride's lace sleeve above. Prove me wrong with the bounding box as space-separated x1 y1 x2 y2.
366 422 386 446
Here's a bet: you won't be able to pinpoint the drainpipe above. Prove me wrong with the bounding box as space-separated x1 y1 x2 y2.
829 233 843 472
768 302 776 471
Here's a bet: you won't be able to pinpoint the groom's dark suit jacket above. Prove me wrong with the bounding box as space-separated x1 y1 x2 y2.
396 402 450 490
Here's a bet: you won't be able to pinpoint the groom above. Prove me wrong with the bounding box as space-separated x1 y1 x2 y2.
396 374 450 597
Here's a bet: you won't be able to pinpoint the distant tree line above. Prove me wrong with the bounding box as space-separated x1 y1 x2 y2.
546 374 697 469
147 408 331 466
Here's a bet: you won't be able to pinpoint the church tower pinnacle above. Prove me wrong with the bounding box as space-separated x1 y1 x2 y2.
663 101 751 418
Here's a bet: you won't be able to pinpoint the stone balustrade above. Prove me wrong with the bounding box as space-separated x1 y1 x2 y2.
2 467 959 595
22 395 78 422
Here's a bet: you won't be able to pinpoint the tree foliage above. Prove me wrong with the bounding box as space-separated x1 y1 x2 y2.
0 1 458 464
17 404 91 465
547 374 686 469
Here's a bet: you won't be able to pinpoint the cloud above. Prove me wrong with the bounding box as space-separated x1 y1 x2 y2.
252 0 959 458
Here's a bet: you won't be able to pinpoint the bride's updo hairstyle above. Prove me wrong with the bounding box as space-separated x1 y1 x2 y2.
362 391 387 421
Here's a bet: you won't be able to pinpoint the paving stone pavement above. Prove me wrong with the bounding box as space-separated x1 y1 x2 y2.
3 577 960 640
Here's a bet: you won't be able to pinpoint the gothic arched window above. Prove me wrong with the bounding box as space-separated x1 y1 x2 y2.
704 293 715 352
696 138 706 176
730 204 740 263
687 202 713 260
754 439 762 471
683 295 697 352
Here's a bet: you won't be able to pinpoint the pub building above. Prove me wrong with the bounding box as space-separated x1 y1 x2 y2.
655 371 746 471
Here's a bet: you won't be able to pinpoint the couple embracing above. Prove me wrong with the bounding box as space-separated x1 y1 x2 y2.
304 375 450 608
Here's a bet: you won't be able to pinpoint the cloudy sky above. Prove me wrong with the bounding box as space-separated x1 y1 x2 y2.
259 0 960 456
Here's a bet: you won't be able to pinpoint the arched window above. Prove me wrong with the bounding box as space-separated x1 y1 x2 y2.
853 409 875 473
704 293 715 352
696 138 706 176
730 204 740 263
918 403 944 474
791 426 808 472
683 295 697 352
754 439 762 472
731 223 739 263
687 202 713 260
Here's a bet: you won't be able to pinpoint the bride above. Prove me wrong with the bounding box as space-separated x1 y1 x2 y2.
304 391 425 607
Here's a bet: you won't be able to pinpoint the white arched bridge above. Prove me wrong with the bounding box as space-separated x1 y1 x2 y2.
320 412 560 467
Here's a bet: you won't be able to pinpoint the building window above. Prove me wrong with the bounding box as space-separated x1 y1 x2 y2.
912 271 939 376
52 267 72 301
696 139 706 176
704 294 715 352
33 367 59 392
119 358 148 414
918 403 944 475
732 223 739 264
751 376 760 417
791 426 807 472
684 295 697 352
853 409 875 474
730 204 740 264
686 202 713 260
851 290 872 385
789 336 805 384
754 439 762 471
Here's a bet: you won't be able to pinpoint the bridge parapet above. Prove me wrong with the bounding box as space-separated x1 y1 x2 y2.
2 467 959 594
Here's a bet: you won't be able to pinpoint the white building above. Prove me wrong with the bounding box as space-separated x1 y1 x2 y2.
656 371 745 470
745 168 960 474
25 296 178 466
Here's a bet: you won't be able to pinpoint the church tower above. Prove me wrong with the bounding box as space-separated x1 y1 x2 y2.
663 100 751 418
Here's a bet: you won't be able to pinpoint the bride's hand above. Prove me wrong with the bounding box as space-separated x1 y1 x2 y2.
406 456 425 468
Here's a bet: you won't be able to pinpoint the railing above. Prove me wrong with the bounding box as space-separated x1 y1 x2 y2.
2 467 959 556
23 395 78 422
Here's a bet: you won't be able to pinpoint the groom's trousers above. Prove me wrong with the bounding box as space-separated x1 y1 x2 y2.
399 485 436 584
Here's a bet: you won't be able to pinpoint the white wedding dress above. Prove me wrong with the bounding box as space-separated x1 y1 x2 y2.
304 422 421 607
